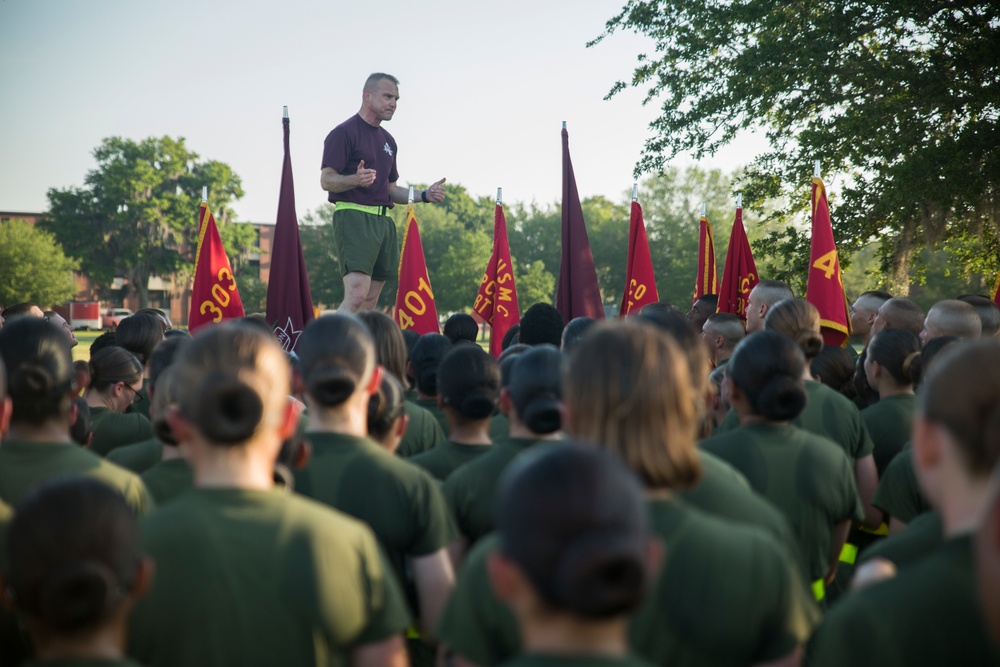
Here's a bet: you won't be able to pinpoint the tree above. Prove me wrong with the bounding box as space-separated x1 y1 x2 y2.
41 136 246 308
592 1 1000 292
300 204 345 310
0 219 79 308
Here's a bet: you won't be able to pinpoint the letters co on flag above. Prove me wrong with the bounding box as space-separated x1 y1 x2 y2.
619 200 658 317
394 205 439 334
474 201 520 356
717 205 759 321
806 176 852 347
188 202 245 333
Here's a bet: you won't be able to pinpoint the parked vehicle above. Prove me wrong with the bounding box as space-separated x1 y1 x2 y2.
69 302 102 330
102 308 133 330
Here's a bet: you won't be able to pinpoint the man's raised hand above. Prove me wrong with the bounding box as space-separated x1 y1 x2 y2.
426 177 447 203
356 160 377 188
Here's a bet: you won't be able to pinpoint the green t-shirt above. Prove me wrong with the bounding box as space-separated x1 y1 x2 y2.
106 438 163 473
861 394 916 476
701 423 864 580
397 401 446 459
89 406 155 456
806 534 999 667
872 445 930 523
439 498 819 667
717 381 875 461
859 511 943 570
499 654 657 667
444 437 541 544
125 383 152 420
412 398 449 438
129 487 410 667
140 457 193 505
0 439 154 516
409 440 491 481
489 412 509 441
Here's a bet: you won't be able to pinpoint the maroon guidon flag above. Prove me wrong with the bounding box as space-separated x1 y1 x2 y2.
717 204 759 321
473 196 520 355
266 110 314 353
619 199 659 317
555 124 605 322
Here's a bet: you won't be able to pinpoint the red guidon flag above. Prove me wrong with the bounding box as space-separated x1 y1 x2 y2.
619 200 659 317
806 177 852 347
474 202 520 356
188 202 245 333
394 205 439 334
992 271 1000 308
695 212 719 301
717 206 759 321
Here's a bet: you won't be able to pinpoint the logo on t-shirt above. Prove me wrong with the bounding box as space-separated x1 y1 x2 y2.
383 142 393 157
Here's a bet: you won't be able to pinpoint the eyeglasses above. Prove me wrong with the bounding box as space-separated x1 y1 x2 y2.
122 384 144 405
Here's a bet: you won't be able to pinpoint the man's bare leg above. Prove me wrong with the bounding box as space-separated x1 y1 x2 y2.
362 280 384 311
341 272 372 313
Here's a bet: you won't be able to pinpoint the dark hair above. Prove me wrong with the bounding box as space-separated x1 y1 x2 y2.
561 317 596 353
957 295 1000 338
173 326 289 445
151 366 180 446
920 340 1000 475
852 350 880 408
148 336 191 391
114 313 164 366
1 302 41 321
0 318 74 425
868 328 922 386
693 294 719 309
69 398 93 446
409 334 452 396
443 313 479 345
297 314 375 408
89 331 118 358
729 331 808 421
811 346 858 398
4 478 142 633
438 346 500 421
496 442 651 618
501 323 521 351
88 347 143 393
519 303 564 347
499 344 532 388
232 316 276 337
921 335 960 376
508 346 562 434
135 308 170 331
367 372 407 441
163 328 191 340
357 311 409 385
764 298 824 360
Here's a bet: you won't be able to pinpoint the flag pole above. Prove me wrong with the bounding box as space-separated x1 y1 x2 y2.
562 120 566 130
736 192 742 209
701 201 707 217
201 186 207 202
814 160 821 179
408 186 414 205
632 183 638 202
497 187 502 206
283 105 288 120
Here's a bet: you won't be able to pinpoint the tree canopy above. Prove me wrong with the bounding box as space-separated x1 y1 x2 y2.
40 136 253 307
591 0 1000 291
0 219 79 308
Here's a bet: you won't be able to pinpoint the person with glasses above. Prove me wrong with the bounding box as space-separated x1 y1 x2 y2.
84 346 154 456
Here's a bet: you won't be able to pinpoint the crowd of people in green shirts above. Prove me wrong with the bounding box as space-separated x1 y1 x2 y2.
0 286 999 667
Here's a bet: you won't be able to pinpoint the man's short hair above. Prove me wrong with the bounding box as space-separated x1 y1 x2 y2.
561 317 596 354
519 303 564 347
957 295 1000 338
855 290 893 311
879 298 925 337
752 280 794 308
704 313 745 350
694 294 719 309
1 302 43 322
927 299 982 340
364 72 399 91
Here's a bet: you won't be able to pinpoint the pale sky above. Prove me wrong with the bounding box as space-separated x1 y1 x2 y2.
0 0 769 223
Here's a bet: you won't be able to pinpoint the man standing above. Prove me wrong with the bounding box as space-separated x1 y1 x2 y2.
321 73 447 313
744 280 793 333
701 312 744 368
850 290 892 347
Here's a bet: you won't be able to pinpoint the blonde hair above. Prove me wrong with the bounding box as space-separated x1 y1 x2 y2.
565 321 701 491
764 298 824 360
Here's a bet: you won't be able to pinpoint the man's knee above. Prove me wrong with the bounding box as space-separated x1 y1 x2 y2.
342 273 371 311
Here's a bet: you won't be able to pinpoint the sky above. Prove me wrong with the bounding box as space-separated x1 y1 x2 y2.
0 0 769 223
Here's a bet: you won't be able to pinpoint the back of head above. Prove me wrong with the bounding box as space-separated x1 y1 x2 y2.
114 313 164 366
495 442 651 618
4 478 142 634
438 346 500 421
409 333 453 396
135 308 170 332
561 317 596 354
151 366 180 446
729 331 808 421
2 302 43 322
753 280 795 308
704 313 746 350
926 299 982 340
637 305 710 397
148 336 191 391
443 313 480 345
297 314 375 408
69 398 93 446
764 298 824 360
0 318 74 425
868 328 922 386
879 298 925 337
519 303 564 347
920 340 1000 477
89 331 118 358
508 345 563 434
855 290 893 312
957 295 1000 338
367 372 407 442
499 344 532 389
88 347 143 393
501 323 521 350
565 321 700 491
173 325 290 446
357 310 408 383
810 345 857 398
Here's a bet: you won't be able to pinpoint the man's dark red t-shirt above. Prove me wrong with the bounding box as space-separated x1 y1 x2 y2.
322 114 399 207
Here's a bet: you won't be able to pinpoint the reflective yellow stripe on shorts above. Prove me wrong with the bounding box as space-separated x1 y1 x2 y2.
812 579 826 601
335 202 389 216
840 543 860 565
406 625 422 640
859 521 889 536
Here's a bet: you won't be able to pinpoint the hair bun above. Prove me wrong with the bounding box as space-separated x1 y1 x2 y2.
192 373 264 444
11 363 56 397
37 561 117 633
307 364 359 407
755 375 807 421
522 396 561 434
549 531 647 618
458 394 496 420
417 368 439 396
795 330 823 359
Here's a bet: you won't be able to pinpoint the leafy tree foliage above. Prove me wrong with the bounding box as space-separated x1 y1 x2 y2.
591 0 1000 292
0 219 79 308
41 136 248 307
